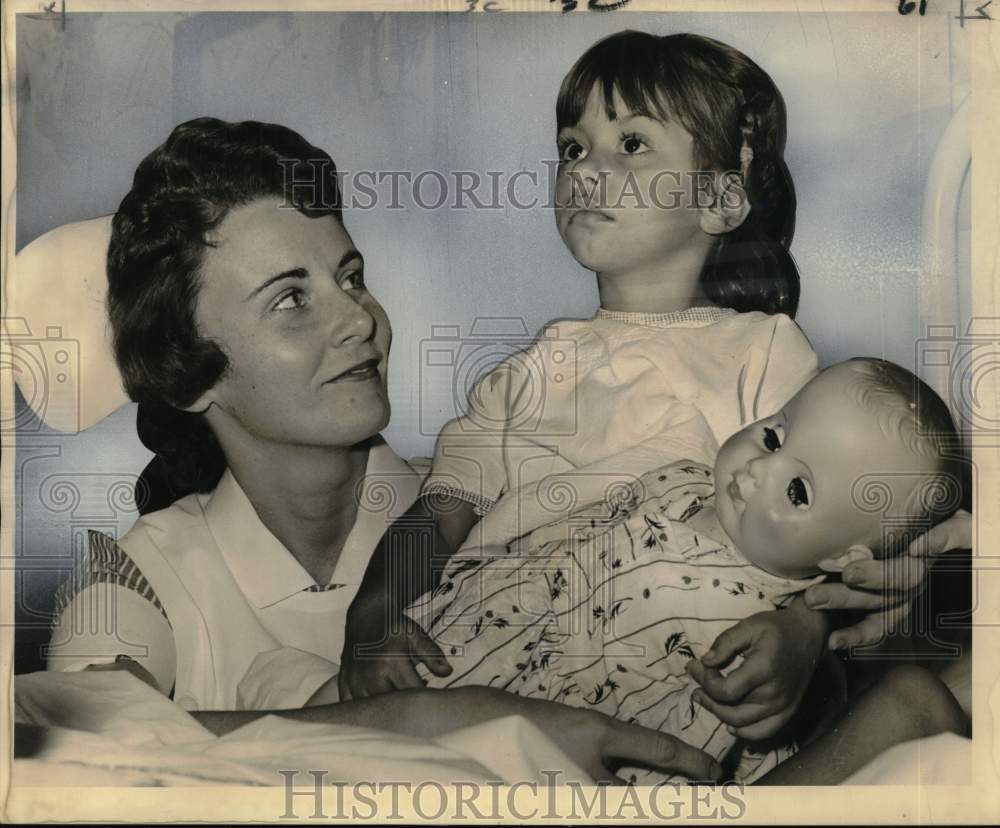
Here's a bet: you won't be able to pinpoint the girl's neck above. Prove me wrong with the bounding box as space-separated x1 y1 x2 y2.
596 252 710 314
219 434 373 586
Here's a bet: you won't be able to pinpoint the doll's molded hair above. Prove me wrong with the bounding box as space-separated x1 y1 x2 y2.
556 30 799 317
107 117 343 497
844 358 964 557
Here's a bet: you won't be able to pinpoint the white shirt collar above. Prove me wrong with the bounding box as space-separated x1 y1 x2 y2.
203 437 421 609
595 306 736 328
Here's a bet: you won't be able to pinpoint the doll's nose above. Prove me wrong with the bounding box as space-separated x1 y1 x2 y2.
741 457 767 492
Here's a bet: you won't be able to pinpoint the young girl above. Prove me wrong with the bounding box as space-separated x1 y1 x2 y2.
340 30 830 726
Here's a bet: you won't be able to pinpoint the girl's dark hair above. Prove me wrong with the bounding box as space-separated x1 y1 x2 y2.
557 31 799 317
107 117 342 506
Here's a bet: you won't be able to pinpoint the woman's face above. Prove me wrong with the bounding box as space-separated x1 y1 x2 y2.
192 198 391 449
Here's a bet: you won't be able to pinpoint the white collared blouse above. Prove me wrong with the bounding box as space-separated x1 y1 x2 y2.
46 437 422 710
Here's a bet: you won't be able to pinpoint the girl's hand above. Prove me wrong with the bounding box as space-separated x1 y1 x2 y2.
338 602 452 700
803 509 972 650
685 599 827 741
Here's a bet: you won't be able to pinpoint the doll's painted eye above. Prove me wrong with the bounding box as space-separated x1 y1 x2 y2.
787 477 812 509
763 426 783 451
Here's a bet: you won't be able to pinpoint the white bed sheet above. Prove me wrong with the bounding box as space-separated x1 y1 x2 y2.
13 670 590 787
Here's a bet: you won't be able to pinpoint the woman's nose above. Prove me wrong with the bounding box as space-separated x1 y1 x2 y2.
327 291 375 346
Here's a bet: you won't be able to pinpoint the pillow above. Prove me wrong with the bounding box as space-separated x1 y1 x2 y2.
8 216 127 431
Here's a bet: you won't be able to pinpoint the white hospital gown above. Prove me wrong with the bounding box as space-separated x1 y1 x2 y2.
408 461 823 784
421 307 818 551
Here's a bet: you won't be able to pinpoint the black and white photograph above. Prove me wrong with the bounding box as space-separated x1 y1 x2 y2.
2 0 997 821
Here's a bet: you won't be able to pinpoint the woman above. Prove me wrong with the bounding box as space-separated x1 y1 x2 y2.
42 117 720 783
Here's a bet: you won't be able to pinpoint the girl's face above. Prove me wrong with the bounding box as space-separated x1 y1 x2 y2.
554 86 706 279
192 198 391 449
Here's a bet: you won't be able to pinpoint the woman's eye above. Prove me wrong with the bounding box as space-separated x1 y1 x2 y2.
558 140 587 163
787 477 812 509
272 289 307 312
620 134 648 155
762 425 783 451
340 270 365 291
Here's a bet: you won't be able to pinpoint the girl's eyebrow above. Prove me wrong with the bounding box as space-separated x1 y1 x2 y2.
246 267 308 301
618 112 665 127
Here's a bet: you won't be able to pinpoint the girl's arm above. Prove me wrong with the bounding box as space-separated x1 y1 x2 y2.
686 595 831 740
338 494 479 699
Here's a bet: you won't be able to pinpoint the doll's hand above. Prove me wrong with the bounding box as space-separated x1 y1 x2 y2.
685 599 826 741
338 599 452 700
803 509 972 650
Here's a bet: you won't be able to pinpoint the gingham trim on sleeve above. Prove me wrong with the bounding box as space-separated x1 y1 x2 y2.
420 482 496 517
52 530 170 627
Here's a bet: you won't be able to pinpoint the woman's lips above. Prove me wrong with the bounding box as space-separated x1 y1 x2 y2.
328 358 380 383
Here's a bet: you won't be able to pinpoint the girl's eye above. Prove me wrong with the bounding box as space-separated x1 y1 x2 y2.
340 270 365 291
620 133 648 155
787 477 812 509
272 289 307 312
558 139 587 163
762 425 783 452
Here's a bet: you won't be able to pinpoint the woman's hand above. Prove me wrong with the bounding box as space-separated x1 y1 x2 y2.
338 599 452 700
411 687 724 784
685 598 827 740
803 509 972 650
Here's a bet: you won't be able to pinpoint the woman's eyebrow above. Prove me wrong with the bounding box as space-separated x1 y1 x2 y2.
340 251 364 270
245 267 308 301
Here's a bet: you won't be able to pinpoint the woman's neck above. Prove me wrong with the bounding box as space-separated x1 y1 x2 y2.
596 250 711 314
221 437 373 586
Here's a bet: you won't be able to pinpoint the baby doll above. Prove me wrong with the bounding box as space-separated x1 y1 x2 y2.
407 358 962 783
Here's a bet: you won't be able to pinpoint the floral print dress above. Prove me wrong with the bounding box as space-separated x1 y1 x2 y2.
407 460 823 784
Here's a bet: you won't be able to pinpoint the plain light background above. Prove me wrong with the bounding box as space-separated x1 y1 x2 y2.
13 10 971 668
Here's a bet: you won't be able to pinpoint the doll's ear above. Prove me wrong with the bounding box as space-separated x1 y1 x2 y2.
818 544 874 574
699 173 751 236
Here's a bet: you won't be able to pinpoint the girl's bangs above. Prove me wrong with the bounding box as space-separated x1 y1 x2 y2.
556 32 676 130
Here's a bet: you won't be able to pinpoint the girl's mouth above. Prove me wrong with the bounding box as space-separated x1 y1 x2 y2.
570 208 614 225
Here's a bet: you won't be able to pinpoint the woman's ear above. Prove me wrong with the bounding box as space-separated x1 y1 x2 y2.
699 172 751 236
179 390 214 415
818 544 874 574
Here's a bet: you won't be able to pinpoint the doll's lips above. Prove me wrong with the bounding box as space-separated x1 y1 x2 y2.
727 477 745 510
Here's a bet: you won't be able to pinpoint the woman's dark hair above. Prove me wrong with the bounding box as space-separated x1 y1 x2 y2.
107 117 342 506
557 31 799 317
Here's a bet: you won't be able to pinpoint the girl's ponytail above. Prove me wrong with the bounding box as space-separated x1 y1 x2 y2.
701 88 800 317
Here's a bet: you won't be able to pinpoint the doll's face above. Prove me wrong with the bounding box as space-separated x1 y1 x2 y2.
714 363 927 579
